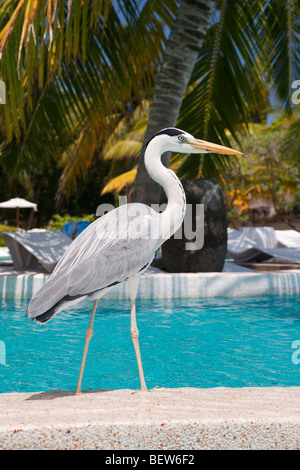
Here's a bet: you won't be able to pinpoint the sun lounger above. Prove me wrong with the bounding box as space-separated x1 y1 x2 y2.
227 227 300 264
227 227 274 262
2 231 72 272
238 227 278 248
257 247 300 263
275 230 300 248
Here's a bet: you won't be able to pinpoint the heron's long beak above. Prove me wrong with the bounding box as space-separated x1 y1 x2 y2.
190 138 242 155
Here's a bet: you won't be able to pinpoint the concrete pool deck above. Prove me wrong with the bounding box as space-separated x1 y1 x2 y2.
0 387 299 450
1 264 300 450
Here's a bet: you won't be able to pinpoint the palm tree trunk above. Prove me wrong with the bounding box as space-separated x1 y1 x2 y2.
131 0 215 206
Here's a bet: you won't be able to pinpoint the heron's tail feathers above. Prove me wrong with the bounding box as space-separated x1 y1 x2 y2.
26 294 87 324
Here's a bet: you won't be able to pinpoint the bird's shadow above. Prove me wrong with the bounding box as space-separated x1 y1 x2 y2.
25 389 111 401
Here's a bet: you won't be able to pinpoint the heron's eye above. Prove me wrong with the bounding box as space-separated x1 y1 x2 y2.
178 135 185 142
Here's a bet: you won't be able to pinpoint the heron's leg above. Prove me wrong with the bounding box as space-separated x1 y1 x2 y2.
128 277 147 391
75 299 98 395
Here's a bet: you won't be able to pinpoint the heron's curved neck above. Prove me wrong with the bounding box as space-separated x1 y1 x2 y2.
144 139 186 241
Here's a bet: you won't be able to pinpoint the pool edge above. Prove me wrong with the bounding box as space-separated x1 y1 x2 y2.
0 386 299 450
1 270 300 298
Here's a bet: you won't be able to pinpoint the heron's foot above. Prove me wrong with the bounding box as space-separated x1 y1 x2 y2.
130 384 167 394
131 385 164 393
131 386 148 394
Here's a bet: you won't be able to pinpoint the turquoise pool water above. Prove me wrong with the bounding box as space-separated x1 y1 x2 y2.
0 295 299 393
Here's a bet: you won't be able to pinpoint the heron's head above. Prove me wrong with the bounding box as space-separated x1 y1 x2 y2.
149 127 241 156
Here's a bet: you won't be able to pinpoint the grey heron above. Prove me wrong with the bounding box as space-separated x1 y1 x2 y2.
26 127 241 393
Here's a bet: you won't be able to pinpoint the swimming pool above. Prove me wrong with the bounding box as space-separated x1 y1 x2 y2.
0 295 299 393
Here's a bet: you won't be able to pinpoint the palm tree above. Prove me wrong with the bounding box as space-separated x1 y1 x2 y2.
132 0 300 205
131 0 215 205
0 0 177 201
0 0 299 208
130 0 300 271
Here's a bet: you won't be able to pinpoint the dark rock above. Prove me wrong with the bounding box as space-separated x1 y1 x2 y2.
160 178 227 272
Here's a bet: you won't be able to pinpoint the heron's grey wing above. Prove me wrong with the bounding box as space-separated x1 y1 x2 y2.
26 203 160 320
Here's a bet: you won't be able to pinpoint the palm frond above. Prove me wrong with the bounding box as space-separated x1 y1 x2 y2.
101 169 137 195
0 0 176 199
280 112 300 164
175 0 267 181
57 119 103 202
264 0 300 113
103 140 144 161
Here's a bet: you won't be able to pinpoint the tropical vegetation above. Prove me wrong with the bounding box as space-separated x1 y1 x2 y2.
0 0 299 229
224 116 300 228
